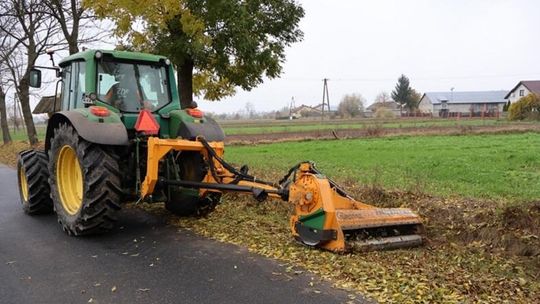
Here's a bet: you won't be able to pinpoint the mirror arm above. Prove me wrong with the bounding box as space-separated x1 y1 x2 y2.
33 65 59 71
33 66 61 78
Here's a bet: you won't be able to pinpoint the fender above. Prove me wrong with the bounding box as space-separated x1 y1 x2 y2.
45 110 129 151
177 116 225 142
169 110 225 142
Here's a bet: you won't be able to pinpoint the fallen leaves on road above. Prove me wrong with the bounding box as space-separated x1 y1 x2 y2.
139 192 540 303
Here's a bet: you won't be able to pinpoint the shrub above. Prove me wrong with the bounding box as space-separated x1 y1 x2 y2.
374 107 395 119
338 94 365 118
508 93 540 120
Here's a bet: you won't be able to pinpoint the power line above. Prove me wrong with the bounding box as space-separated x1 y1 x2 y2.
275 73 540 83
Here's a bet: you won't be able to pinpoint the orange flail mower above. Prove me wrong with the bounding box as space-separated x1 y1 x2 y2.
142 137 424 253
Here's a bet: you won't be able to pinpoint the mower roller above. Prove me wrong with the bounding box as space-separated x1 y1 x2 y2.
17 49 424 252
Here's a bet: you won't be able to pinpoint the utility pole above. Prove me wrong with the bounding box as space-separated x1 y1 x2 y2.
321 78 330 120
289 96 296 120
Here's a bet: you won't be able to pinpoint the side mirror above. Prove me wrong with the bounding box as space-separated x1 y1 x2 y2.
29 68 42 88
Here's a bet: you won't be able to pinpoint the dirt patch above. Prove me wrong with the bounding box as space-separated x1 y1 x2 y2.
225 124 540 145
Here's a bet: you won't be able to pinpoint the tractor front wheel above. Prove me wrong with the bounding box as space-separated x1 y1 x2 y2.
17 150 53 214
48 124 122 235
165 190 221 217
165 151 221 217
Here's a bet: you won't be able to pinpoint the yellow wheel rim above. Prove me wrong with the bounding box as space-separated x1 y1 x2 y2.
20 166 29 202
56 145 83 215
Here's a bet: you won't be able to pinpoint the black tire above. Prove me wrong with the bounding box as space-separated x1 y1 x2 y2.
165 151 221 216
17 149 53 214
166 189 222 217
48 123 122 235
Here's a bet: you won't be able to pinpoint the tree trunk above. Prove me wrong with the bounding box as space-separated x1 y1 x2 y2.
0 85 12 144
68 38 79 55
18 77 38 145
177 58 194 109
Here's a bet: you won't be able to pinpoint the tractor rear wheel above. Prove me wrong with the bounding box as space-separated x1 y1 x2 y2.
165 151 221 217
17 150 53 214
48 124 122 235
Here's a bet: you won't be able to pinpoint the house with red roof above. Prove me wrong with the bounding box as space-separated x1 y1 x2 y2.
505 80 540 103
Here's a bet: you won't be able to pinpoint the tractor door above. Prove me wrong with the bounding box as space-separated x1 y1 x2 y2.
59 60 86 110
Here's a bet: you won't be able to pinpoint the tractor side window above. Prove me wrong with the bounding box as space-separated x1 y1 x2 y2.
61 64 72 110
97 69 117 101
60 61 85 110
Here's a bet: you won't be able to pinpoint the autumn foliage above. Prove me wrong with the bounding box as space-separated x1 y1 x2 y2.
508 93 540 120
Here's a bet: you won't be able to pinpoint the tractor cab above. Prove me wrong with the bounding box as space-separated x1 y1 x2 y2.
95 54 171 112
31 49 181 119
54 50 177 114
31 50 225 141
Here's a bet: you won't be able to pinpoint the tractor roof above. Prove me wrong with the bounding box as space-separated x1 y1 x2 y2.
59 49 168 65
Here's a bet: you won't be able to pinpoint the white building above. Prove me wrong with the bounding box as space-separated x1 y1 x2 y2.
418 91 507 117
505 80 540 103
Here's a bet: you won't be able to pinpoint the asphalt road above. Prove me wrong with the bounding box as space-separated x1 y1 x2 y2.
0 165 366 304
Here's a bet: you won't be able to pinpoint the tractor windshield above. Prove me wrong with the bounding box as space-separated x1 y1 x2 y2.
97 59 170 112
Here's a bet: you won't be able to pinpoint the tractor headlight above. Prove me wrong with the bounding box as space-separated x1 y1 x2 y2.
165 59 171 65
95 51 102 59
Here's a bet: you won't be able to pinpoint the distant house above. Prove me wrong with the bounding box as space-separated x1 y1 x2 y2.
418 91 507 117
364 101 401 118
505 80 540 103
289 103 337 118
311 103 338 114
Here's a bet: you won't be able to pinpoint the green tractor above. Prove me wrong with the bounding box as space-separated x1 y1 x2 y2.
18 49 224 235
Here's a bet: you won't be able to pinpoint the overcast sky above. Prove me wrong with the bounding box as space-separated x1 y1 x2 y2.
198 0 540 114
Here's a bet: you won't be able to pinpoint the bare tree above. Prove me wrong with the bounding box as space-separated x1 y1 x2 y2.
43 0 110 54
244 102 256 119
338 94 365 118
0 0 60 145
374 91 391 104
0 79 11 144
0 21 21 144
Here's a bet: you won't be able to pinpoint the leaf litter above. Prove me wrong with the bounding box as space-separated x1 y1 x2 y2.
139 187 539 303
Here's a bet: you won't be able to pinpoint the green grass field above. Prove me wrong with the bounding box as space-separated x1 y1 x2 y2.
0 125 46 142
221 118 535 135
226 133 540 201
